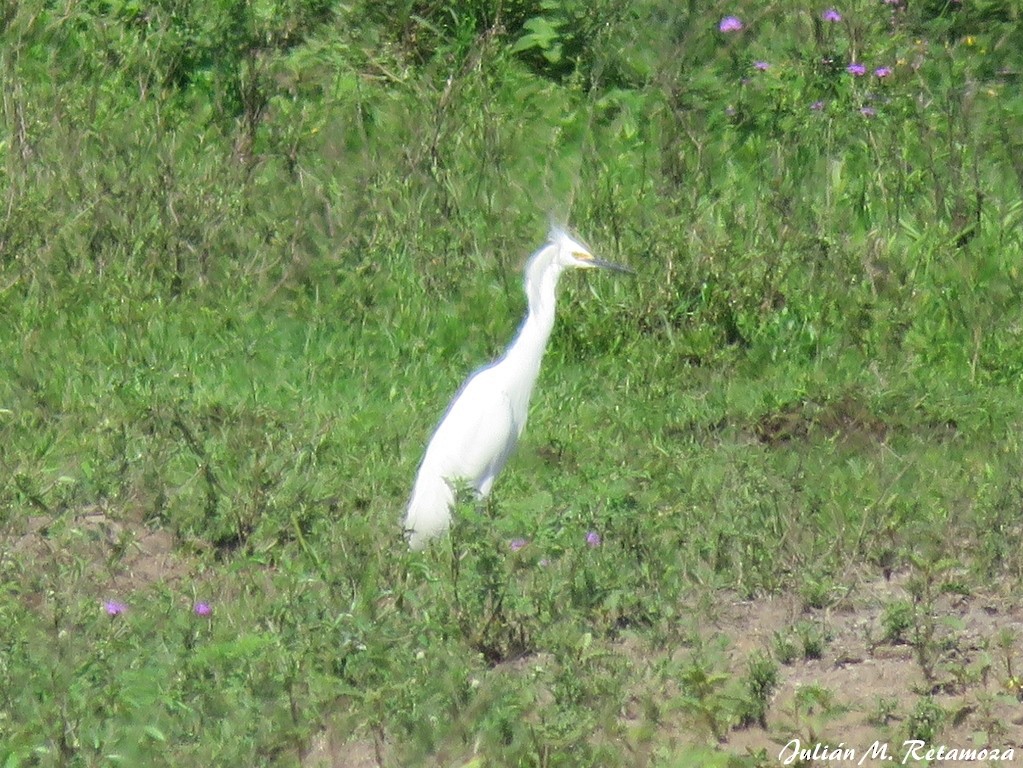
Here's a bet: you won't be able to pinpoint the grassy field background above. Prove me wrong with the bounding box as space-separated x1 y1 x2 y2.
2 0 1023 765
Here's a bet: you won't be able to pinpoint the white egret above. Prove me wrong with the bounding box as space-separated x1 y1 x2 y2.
404 226 632 550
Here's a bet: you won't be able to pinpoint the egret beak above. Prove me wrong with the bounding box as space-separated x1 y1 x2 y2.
590 257 635 275
571 249 634 274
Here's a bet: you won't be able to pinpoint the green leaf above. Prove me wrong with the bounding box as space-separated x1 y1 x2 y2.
510 17 561 55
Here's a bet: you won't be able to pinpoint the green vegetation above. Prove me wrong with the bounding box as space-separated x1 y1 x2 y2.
2 0 1022 765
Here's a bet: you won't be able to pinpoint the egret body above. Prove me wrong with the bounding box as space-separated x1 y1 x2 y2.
404 227 630 549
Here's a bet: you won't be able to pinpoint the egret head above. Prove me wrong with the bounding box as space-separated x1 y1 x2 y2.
522 227 632 310
546 226 633 275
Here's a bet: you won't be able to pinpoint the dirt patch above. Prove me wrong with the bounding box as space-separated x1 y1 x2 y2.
754 394 890 447
6 507 194 601
700 574 1023 764
301 731 385 768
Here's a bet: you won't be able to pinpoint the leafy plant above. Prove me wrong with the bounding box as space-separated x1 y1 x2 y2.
736 652 779 729
906 695 946 743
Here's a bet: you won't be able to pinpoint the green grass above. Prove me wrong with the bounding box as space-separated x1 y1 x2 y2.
3 0 1023 765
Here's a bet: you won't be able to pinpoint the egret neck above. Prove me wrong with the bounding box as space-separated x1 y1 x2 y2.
498 248 564 419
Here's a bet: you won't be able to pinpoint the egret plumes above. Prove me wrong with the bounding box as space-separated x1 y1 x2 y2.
404 227 631 550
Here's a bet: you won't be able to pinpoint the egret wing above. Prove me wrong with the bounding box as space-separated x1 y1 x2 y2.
419 365 520 495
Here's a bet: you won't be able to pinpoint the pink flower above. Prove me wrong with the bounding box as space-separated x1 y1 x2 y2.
874 66 892 78
509 538 528 552
822 9 842 22
104 600 127 616
847 62 866 76
754 61 770 71
719 16 743 32
194 602 213 617
585 531 602 548
860 106 876 117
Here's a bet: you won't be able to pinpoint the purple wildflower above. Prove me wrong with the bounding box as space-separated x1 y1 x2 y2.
874 66 892 78
719 16 743 32
810 100 825 111
509 538 528 552
585 531 602 548
822 9 842 22
860 106 877 117
753 61 770 71
847 62 866 76
194 602 213 617
103 600 126 616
